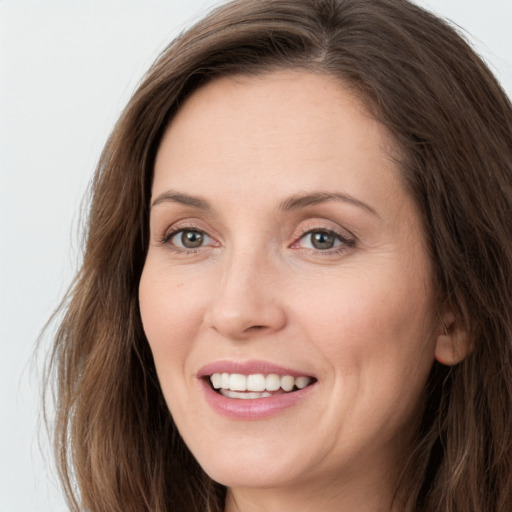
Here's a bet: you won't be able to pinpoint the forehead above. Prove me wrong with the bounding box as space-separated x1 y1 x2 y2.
153 70 403 214
160 70 393 153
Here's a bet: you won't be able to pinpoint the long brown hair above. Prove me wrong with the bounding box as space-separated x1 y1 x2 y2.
45 0 512 510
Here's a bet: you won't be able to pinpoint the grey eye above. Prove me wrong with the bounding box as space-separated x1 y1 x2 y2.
181 230 204 248
171 229 208 249
308 231 337 250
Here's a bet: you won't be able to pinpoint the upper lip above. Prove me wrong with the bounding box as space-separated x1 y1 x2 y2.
197 360 316 379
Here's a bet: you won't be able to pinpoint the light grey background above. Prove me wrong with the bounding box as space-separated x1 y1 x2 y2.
0 1 510 510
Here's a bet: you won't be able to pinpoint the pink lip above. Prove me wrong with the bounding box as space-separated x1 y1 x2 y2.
197 360 317 420
200 380 315 419
197 359 315 378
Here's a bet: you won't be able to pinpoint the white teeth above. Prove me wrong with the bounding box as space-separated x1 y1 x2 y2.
295 376 310 389
280 375 295 392
265 374 281 391
209 372 313 394
211 373 222 389
221 390 272 399
229 373 247 391
247 374 266 392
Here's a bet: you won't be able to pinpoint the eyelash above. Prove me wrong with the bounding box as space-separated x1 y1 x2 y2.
158 224 212 253
292 227 356 254
159 225 356 255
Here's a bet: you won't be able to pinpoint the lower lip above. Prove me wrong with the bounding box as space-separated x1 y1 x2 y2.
200 379 315 420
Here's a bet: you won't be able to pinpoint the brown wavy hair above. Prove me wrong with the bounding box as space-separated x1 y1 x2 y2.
44 0 512 510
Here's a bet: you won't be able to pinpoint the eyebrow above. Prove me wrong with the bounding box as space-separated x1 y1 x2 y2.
279 192 379 217
151 190 212 211
151 189 379 217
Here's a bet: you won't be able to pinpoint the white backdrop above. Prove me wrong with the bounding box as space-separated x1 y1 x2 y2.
0 1 510 510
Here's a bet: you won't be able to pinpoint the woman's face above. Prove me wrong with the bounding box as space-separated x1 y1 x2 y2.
139 71 444 499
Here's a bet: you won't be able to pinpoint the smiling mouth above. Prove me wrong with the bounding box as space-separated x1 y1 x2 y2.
208 372 316 399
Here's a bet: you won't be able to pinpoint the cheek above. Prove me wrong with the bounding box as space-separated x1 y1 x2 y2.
138 264 206 365
296 270 425 330
292 265 436 390
303 277 435 441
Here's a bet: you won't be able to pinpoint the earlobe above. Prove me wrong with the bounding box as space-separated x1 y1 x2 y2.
434 311 470 366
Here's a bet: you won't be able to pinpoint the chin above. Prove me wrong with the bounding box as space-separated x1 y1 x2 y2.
203 461 300 489
189 441 312 489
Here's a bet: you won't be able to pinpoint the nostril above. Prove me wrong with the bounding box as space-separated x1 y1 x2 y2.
246 325 266 332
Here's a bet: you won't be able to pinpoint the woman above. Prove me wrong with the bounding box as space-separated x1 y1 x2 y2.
46 0 512 511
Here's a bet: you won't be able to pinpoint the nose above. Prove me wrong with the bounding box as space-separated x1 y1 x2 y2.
205 248 287 341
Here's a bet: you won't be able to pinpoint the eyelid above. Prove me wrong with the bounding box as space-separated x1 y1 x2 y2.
155 218 356 253
158 221 219 248
290 223 357 252
170 229 214 248
294 219 355 241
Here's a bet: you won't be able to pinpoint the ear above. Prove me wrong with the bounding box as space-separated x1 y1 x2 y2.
434 309 471 366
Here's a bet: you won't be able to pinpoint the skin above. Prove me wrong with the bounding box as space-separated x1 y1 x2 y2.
139 71 455 512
